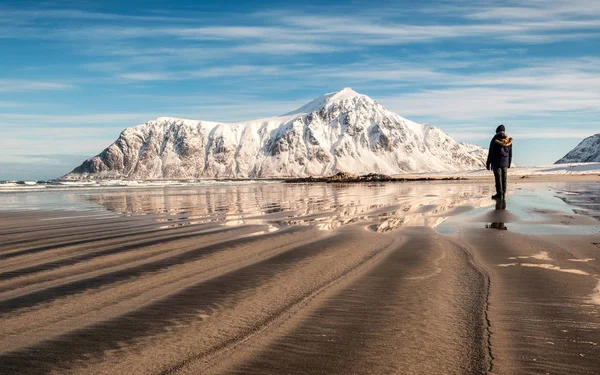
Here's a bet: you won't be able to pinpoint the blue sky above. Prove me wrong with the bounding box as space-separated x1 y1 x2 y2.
1 0 599 180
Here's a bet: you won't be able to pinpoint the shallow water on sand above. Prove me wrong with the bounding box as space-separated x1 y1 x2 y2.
438 183 600 236
2 181 598 235
0 181 598 374
0 182 494 231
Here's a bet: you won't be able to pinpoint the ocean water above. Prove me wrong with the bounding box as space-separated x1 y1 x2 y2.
0 179 280 193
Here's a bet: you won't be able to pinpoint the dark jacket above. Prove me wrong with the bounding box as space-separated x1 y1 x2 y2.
486 132 513 169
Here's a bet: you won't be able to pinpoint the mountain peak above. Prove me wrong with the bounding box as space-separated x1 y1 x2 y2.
329 87 360 100
284 87 374 116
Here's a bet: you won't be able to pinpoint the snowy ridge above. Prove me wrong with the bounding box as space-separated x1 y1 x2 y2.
63 88 488 180
555 133 600 164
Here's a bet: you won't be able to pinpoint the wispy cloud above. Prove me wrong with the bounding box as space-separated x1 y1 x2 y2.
0 95 310 125
0 127 121 176
119 72 174 81
118 64 291 82
446 129 597 141
466 0 600 21
231 42 350 54
0 5 195 23
6 153 91 165
0 101 22 107
0 80 73 92
0 113 157 127
107 54 600 121
3 1 600 49
379 85 600 121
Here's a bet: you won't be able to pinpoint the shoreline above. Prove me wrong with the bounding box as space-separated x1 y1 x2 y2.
1 173 599 195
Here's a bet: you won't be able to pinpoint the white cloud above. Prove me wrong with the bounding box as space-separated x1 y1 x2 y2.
0 80 73 92
118 65 288 81
0 128 119 167
3 1 600 48
379 85 600 121
504 32 600 43
0 101 22 108
0 5 195 23
119 72 173 81
109 54 600 122
184 101 309 122
231 42 349 54
466 0 600 21
446 129 596 141
0 113 159 126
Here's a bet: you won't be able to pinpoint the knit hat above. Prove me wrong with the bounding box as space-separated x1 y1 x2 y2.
496 124 506 133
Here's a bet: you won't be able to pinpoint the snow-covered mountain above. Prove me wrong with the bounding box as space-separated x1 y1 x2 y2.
63 88 487 180
555 133 600 164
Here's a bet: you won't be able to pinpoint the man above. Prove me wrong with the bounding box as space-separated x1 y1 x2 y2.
486 125 513 207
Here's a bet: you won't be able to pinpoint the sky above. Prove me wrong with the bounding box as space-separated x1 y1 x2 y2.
1 0 599 180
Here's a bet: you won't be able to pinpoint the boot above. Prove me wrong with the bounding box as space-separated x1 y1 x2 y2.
501 193 506 209
491 194 499 200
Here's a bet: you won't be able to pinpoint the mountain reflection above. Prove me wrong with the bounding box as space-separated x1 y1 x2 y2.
83 183 493 232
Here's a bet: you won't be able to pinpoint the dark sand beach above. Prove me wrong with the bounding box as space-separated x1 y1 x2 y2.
0 181 599 374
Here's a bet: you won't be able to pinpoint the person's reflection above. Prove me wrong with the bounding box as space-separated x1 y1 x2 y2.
486 222 507 230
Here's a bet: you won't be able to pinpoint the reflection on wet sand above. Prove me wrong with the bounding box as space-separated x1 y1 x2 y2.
553 182 600 220
0 181 599 375
81 183 492 233
486 222 508 230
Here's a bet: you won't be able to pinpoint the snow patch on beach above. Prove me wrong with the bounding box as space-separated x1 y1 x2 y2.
508 251 553 261
591 280 600 305
521 263 589 275
567 258 596 263
498 263 590 275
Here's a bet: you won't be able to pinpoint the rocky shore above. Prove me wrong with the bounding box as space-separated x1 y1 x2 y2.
284 172 467 183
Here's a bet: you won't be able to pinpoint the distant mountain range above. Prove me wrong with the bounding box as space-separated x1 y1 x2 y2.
63 88 488 180
555 133 600 164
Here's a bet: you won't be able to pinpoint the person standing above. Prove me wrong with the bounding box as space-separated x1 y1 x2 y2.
486 125 513 207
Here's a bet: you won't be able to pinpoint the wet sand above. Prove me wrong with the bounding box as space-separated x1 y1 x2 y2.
0 182 599 374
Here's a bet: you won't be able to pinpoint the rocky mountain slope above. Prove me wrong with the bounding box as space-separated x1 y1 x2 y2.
63 88 487 179
555 133 600 164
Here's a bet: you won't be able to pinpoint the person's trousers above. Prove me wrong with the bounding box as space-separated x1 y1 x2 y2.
493 167 508 197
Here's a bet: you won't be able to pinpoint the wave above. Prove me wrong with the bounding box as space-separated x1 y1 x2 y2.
0 179 281 192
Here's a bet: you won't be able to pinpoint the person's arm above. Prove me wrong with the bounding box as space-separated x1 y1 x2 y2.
486 138 494 170
508 144 513 168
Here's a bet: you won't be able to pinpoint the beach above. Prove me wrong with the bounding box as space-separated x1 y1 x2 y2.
0 180 599 374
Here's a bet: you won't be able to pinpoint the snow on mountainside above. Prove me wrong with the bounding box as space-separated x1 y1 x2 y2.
63 88 488 180
555 133 600 164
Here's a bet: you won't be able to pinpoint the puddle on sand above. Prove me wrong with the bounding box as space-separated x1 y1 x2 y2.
437 187 600 236
497 263 590 275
